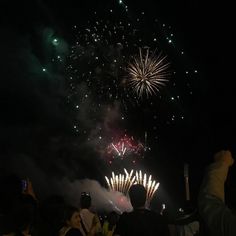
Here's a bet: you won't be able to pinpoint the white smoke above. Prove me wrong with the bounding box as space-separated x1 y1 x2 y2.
52 178 133 214
3 154 132 214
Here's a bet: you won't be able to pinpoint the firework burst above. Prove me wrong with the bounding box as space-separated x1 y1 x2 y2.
106 134 144 161
105 168 159 202
127 47 170 98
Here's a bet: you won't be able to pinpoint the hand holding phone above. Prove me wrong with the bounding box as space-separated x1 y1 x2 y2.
21 179 27 192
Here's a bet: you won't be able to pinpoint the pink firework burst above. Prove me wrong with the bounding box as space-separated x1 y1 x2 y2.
106 134 144 161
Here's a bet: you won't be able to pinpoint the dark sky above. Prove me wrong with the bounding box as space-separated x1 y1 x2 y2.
0 0 235 208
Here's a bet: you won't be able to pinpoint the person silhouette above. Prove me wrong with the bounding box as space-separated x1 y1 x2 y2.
198 150 236 236
114 184 170 236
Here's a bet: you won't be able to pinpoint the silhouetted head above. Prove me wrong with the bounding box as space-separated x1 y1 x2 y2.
80 192 91 209
128 184 147 209
107 211 119 226
64 205 81 228
0 193 36 234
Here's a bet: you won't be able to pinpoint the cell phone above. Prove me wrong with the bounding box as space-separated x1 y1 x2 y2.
162 204 166 210
21 179 27 191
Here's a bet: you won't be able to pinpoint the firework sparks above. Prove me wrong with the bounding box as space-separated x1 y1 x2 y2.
135 170 160 202
111 142 127 156
106 134 144 160
127 47 170 98
105 169 135 195
105 168 159 202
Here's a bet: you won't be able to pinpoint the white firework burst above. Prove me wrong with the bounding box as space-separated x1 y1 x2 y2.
127 47 170 98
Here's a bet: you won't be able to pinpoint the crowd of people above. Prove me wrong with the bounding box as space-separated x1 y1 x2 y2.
0 150 235 236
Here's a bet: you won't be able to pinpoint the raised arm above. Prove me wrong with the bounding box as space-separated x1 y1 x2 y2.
198 150 236 235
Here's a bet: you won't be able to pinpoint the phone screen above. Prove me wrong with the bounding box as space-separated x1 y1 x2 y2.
21 180 27 191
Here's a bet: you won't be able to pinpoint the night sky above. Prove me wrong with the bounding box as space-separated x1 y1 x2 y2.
0 0 235 210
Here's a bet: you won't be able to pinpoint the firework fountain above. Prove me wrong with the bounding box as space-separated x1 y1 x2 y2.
105 168 160 203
